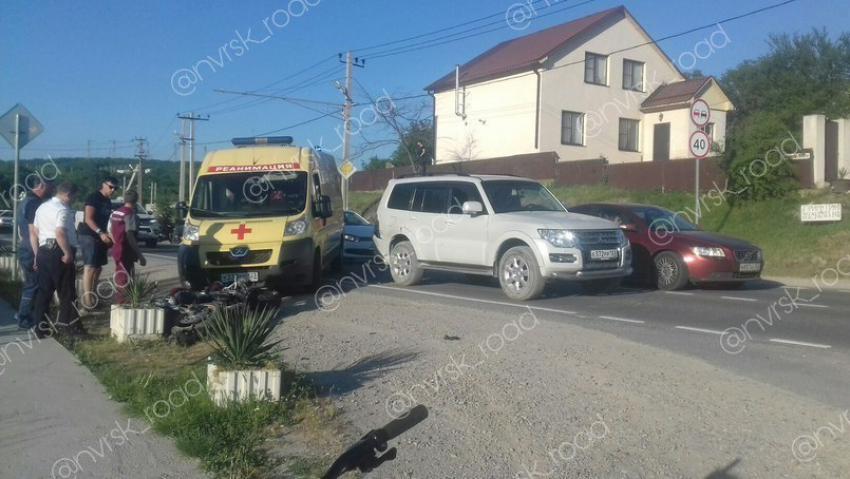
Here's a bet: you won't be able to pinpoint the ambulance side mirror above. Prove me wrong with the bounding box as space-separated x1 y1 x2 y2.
175 202 188 222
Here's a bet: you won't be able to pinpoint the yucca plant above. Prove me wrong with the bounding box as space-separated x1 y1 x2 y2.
204 303 282 369
123 273 159 309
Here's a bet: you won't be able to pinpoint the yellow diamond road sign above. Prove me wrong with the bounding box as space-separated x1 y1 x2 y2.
338 160 356 179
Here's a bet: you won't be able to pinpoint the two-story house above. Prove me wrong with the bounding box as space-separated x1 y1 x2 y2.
425 5 735 164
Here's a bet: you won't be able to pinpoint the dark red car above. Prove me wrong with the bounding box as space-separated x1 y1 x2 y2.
570 203 763 290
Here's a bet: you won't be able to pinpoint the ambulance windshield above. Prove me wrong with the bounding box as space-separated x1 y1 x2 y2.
190 172 308 218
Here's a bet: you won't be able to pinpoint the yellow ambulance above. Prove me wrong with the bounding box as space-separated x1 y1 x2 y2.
177 136 343 291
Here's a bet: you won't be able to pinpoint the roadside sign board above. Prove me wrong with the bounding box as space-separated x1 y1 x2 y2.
801 204 842 222
690 99 711 128
338 160 357 179
0 103 43 148
689 131 710 158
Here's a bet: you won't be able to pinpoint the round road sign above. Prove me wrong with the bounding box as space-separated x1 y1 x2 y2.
690 99 711 127
690 131 711 158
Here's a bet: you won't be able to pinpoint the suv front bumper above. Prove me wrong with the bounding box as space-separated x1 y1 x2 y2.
536 239 632 281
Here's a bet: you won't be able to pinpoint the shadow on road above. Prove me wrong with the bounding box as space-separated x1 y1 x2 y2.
302 349 419 397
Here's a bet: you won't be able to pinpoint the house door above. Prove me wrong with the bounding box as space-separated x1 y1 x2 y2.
653 123 670 161
825 120 839 181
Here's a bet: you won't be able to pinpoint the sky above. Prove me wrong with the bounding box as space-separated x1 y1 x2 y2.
1 0 846 167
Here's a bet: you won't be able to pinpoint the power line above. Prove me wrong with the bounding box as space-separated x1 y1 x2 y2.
351 0 571 53
362 0 596 60
190 54 338 114
545 0 801 75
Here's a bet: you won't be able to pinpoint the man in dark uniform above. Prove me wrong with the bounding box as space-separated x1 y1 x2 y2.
32 181 83 338
78 176 116 310
14 178 53 329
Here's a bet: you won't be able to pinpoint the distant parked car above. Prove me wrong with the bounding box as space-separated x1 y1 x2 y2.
342 210 376 260
112 201 159 248
0 210 13 230
570 203 763 290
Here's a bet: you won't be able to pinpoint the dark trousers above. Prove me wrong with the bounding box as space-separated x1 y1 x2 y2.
33 246 80 335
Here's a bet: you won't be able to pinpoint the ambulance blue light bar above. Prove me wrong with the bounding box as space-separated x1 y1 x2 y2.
231 136 293 146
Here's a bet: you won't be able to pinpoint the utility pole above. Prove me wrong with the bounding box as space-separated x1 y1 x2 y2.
337 51 364 210
178 112 208 198
134 137 147 204
87 140 91 159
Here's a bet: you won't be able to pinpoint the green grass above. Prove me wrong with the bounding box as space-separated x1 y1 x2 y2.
348 191 382 218
551 185 850 278
67 334 335 478
352 187 850 278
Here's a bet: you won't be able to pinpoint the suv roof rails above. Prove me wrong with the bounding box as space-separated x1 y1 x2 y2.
397 172 472 179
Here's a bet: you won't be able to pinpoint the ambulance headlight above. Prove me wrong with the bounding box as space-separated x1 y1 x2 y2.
284 217 307 236
184 221 200 242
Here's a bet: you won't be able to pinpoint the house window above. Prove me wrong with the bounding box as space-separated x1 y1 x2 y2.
585 53 608 86
561 111 585 146
700 123 715 141
623 60 644 91
619 118 640 152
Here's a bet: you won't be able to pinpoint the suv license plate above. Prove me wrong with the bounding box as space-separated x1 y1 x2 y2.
590 249 619 261
739 263 761 272
221 272 259 283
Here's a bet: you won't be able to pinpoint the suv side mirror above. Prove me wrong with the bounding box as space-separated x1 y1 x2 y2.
462 201 484 215
317 195 333 218
619 223 638 233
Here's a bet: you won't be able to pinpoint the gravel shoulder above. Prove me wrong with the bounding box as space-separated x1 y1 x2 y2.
274 287 850 479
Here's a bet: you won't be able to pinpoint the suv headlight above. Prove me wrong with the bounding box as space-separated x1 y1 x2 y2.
691 246 725 258
183 221 200 242
539 229 579 249
343 233 359 243
285 216 308 236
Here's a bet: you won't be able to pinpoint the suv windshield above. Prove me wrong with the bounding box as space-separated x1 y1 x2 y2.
481 180 565 214
190 172 308 218
631 205 699 232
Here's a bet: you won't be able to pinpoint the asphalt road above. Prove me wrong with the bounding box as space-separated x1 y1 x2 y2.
323 261 850 410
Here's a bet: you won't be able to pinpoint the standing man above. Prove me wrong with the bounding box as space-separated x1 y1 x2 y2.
78 176 117 310
14 178 52 330
108 190 146 304
32 181 83 338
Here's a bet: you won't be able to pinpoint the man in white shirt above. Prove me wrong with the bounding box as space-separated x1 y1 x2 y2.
31 181 84 338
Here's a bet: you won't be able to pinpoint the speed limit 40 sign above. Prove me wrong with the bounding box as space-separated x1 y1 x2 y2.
690 130 710 158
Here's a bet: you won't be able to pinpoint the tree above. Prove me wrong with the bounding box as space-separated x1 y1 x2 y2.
352 89 434 175
720 29 850 200
449 132 480 163
362 155 389 170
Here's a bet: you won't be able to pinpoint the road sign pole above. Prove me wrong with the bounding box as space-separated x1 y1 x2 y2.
11 114 20 281
695 157 700 225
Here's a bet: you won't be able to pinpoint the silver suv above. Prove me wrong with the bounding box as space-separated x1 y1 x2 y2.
373 174 632 300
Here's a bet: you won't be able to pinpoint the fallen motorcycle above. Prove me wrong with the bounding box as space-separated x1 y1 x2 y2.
156 281 282 346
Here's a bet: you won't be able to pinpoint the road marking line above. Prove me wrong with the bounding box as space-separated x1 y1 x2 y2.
674 326 724 335
664 291 694 296
769 339 831 349
794 303 829 309
599 316 645 324
369 285 577 315
721 296 758 302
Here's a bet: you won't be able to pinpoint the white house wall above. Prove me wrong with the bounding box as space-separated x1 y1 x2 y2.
434 72 539 163
540 14 683 163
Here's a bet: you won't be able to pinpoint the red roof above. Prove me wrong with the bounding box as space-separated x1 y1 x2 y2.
425 6 627 92
641 77 712 110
